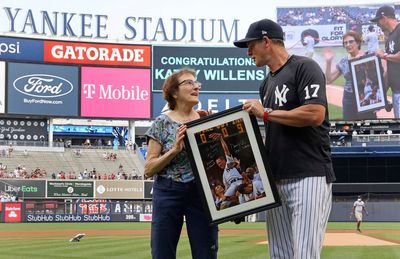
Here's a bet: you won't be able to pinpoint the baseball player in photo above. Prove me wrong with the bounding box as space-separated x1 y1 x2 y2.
210 133 243 197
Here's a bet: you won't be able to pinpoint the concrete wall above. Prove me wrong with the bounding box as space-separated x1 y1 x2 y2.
256 201 400 222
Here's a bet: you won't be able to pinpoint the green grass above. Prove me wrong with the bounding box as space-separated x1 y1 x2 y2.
328 103 342 120
0 222 399 258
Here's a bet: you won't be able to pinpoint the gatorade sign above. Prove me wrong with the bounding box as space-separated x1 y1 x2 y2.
4 202 22 222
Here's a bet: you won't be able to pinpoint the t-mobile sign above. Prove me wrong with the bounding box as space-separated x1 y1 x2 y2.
81 67 151 119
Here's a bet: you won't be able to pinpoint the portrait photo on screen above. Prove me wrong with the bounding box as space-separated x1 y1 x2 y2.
350 54 386 113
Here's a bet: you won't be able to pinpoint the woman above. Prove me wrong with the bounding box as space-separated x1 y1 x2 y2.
324 30 377 120
145 68 218 259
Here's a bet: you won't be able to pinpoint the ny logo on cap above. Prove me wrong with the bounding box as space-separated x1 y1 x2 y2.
262 30 268 35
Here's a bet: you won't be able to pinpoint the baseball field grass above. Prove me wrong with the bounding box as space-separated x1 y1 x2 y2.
0 221 399 259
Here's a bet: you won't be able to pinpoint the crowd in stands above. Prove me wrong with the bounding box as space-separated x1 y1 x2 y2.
0 191 17 202
0 144 143 180
103 151 117 161
50 165 142 180
277 6 390 26
0 163 47 179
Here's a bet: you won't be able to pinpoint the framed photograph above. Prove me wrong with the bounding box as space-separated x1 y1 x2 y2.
184 105 280 225
349 54 386 113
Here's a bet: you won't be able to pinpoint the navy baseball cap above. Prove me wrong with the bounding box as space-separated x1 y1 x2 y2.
234 19 284 48
370 5 396 22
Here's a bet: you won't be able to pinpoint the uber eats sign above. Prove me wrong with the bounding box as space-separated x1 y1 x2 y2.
0 180 45 198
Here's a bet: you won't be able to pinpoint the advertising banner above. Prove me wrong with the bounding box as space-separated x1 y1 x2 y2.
76 199 111 215
152 92 259 118
111 213 140 222
153 46 265 93
7 62 79 116
4 202 22 222
44 41 151 67
47 181 94 198
112 201 146 214
0 180 46 198
0 119 47 142
95 180 144 199
139 214 153 222
24 213 140 222
282 24 347 48
0 61 4 113
25 214 111 222
81 67 151 119
0 36 44 61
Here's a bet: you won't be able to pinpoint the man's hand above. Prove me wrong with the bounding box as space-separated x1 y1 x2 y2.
242 100 264 119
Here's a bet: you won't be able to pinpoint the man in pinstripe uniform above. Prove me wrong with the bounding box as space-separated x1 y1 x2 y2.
235 19 336 259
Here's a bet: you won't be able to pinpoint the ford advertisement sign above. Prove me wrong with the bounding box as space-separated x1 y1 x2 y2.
7 62 79 116
13 74 74 98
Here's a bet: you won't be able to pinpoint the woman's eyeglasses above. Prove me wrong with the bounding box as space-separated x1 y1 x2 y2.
343 40 356 46
177 79 202 89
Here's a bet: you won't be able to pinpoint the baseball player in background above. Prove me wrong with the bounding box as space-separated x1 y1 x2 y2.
351 195 368 232
236 19 336 259
210 133 243 198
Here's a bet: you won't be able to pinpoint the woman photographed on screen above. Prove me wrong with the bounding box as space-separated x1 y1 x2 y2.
144 68 218 259
324 30 377 120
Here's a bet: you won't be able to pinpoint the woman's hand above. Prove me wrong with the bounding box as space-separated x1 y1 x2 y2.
323 48 335 62
171 124 187 154
197 109 209 117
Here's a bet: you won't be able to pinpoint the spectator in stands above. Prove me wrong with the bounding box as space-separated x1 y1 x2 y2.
65 139 72 148
364 24 379 54
145 68 218 259
324 30 377 120
7 144 13 157
372 5 400 118
10 192 17 202
132 169 138 180
74 149 81 157
83 138 91 147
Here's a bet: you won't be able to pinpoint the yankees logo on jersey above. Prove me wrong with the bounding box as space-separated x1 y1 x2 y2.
388 40 395 53
274 84 289 106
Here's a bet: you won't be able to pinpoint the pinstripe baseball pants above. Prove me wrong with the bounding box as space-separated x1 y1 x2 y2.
266 176 332 259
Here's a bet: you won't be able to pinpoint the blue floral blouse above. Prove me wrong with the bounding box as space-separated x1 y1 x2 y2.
336 56 354 94
145 114 194 183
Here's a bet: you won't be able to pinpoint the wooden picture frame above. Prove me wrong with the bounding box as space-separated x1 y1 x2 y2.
184 105 280 225
349 54 386 113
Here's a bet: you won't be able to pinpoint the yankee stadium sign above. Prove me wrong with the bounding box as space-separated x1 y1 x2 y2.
1 7 239 43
